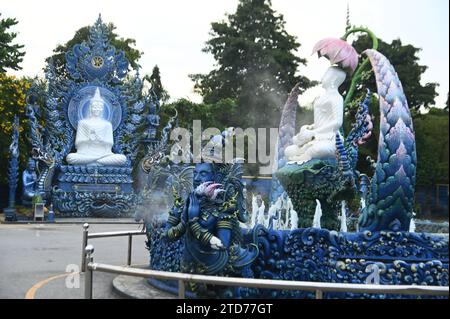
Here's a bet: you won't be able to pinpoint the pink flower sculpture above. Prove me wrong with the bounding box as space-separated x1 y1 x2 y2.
195 182 225 201
312 38 359 74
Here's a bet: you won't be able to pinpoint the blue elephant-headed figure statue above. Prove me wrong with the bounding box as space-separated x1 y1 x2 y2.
164 162 259 298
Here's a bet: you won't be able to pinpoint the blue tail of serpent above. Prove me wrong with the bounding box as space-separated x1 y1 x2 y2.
358 49 417 232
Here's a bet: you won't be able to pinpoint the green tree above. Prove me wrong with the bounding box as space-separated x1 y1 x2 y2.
445 92 449 111
144 65 170 103
161 98 237 132
191 0 314 129
414 108 449 187
0 74 32 184
346 35 438 113
46 23 143 80
0 13 25 72
413 107 449 216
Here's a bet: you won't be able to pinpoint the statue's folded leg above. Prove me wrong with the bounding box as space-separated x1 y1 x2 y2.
66 153 101 165
287 143 313 164
307 140 336 160
285 144 301 159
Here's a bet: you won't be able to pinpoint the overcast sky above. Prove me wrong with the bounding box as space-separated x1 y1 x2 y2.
2 0 449 107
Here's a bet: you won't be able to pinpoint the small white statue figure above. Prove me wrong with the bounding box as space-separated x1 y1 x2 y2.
251 193 299 230
285 66 346 164
340 201 348 233
409 212 416 233
312 199 322 229
289 207 298 231
256 195 267 227
282 195 296 229
268 197 281 229
360 197 366 210
250 195 259 228
67 88 127 166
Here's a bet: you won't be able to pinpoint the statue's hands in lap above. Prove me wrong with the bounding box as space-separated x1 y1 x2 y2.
89 129 101 141
210 236 224 250
293 125 315 147
66 88 127 166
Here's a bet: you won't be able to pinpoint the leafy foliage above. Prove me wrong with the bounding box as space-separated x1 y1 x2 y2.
191 0 314 129
0 74 32 184
144 65 170 103
414 108 449 186
0 13 25 72
345 35 438 113
161 98 237 131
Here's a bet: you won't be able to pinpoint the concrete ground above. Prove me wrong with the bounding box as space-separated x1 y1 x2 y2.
0 220 150 299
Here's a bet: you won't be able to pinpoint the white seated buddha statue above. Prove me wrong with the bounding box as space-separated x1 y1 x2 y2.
285 66 346 165
66 88 127 166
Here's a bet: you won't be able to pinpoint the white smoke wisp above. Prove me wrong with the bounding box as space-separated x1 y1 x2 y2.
134 166 176 225
135 188 172 224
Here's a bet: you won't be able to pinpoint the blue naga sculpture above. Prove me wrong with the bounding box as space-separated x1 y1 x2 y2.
4 116 20 221
23 15 158 217
358 49 417 232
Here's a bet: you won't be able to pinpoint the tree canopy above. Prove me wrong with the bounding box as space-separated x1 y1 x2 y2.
144 65 170 103
191 0 314 129
0 74 32 184
414 108 449 187
0 13 25 73
346 35 438 113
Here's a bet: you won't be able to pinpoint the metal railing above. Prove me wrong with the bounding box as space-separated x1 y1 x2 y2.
81 224 449 299
81 223 146 272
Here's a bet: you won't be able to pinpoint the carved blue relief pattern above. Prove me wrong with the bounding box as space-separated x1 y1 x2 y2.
252 227 448 299
7 116 20 207
65 15 128 83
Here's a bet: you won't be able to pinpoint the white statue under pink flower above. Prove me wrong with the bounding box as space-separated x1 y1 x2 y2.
285 38 358 165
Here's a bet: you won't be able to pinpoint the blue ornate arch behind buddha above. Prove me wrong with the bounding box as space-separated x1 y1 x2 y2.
23 15 160 217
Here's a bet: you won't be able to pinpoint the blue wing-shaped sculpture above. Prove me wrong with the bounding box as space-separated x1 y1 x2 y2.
359 49 417 232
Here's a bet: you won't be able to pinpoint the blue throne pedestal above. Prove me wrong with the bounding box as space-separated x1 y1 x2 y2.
52 165 136 218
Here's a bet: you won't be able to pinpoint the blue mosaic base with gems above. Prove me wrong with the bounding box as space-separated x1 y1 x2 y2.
52 165 135 217
252 228 448 299
147 220 448 299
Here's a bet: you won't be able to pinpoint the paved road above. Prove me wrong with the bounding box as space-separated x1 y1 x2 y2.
0 221 149 299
